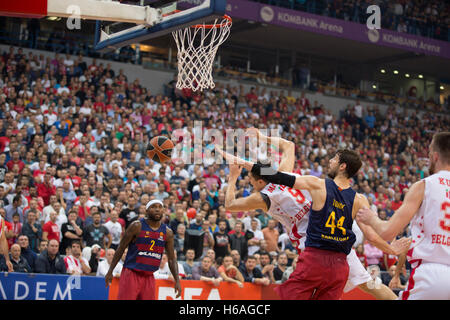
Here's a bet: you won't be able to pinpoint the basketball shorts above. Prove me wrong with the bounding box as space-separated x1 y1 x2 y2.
117 267 156 300
343 249 372 293
399 261 450 300
275 247 349 300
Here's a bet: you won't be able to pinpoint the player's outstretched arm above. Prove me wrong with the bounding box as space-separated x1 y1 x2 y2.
217 146 322 192
225 164 268 212
246 128 295 172
354 194 411 255
357 180 424 241
165 227 182 298
105 220 141 287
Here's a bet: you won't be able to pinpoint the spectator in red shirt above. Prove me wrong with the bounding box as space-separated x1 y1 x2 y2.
67 165 82 190
391 193 403 211
0 207 15 249
37 172 56 206
6 151 25 173
42 211 61 243
0 128 12 153
203 165 221 190
32 160 47 183
245 87 258 103
77 194 91 222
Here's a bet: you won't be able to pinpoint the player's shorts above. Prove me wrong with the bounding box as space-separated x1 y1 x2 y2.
117 267 156 300
343 249 372 293
399 261 450 300
275 247 349 300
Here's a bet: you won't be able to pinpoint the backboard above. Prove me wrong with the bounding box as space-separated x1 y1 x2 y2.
94 0 227 53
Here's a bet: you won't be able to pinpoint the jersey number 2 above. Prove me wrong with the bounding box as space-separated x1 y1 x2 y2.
149 240 155 251
325 211 346 235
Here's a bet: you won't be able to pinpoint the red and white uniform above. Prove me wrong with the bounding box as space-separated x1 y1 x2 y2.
261 175 371 292
400 170 450 300
64 255 90 275
260 176 311 254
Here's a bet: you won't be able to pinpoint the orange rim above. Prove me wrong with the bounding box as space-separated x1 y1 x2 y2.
163 10 231 29
191 15 232 29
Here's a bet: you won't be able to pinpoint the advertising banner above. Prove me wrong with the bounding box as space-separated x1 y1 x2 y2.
0 272 109 300
108 278 374 300
179 0 450 59
0 272 374 300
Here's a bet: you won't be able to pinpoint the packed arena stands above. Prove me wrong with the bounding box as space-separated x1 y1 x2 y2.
1 42 448 295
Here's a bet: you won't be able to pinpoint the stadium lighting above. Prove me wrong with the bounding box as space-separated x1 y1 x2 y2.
405 74 410 78
380 69 386 73
418 74 423 78
393 70 399 74
440 86 445 90
372 85 377 89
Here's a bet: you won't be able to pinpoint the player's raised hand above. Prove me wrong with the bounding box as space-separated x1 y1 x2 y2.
246 127 260 137
390 237 412 255
388 275 402 290
229 163 242 178
356 207 377 224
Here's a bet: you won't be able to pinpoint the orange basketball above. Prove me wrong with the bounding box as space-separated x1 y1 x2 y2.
147 136 174 163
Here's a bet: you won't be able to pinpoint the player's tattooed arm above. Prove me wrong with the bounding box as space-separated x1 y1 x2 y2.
165 227 182 298
105 220 141 287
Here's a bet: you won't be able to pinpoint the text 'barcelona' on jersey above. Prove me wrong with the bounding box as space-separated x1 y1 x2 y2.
305 178 356 255
124 218 167 274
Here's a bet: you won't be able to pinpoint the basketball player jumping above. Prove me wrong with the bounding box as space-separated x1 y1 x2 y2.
105 199 181 300
357 131 450 300
217 128 410 300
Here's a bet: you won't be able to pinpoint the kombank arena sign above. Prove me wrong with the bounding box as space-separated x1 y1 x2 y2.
179 0 448 59
177 0 449 58
249 2 448 58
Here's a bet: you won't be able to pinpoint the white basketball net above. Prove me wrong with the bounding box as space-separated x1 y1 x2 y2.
172 15 232 92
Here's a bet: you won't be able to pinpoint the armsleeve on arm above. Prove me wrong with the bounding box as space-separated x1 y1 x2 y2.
252 164 296 188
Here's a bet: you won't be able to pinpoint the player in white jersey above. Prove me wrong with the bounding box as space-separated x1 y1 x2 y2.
0 215 14 272
358 132 450 300
219 128 410 300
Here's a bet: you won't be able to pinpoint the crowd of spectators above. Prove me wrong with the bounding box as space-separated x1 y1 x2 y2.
0 45 449 293
256 0 450 41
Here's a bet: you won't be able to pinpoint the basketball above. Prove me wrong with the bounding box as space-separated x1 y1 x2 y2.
147 136 174 163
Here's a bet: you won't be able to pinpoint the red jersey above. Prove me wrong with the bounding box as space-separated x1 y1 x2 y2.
3 219 14 249
43 221 61 242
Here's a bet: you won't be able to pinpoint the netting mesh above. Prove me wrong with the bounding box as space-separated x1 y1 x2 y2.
172 16 232 92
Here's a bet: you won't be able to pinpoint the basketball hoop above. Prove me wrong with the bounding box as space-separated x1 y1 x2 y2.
172 15 232 92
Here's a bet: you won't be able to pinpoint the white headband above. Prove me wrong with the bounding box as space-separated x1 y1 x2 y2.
146 199 164 210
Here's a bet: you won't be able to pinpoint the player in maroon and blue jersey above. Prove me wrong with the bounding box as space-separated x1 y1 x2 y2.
105 199 181 300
